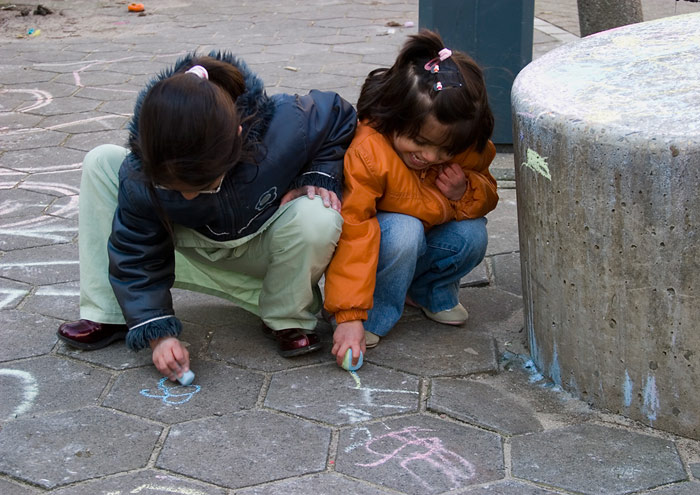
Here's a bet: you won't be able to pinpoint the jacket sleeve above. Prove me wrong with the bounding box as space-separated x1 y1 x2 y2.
451 140 499 219
323 146 384 323
108 178 182 351
289 90 357 199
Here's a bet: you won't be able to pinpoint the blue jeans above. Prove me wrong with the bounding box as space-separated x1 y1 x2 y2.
364 212 488 337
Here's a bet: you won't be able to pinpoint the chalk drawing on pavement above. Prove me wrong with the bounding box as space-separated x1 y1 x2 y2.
352 425 476 491
0 369 39 419
140 377 201 405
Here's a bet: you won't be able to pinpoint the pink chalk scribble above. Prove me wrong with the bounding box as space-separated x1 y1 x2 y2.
356 426 475 490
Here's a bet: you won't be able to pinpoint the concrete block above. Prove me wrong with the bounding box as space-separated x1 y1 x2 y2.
48 470 227 495
0 355 111 420
103 360 263 424
512 13 700 439
266 363 419 425
511 423 686 493
157 410 330 489
336 415 503 494
0 310 59 361
0 408 161 489
367 317 498 377
429 377 543 435
236 472 397 495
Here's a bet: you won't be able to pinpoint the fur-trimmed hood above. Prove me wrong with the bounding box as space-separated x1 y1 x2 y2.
127 50 276 160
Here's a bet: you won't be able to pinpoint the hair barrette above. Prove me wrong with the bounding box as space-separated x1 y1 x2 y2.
186 65 209 80
424 47 454 73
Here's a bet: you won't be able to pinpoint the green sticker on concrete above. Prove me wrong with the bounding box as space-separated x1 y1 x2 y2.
522 148 551 180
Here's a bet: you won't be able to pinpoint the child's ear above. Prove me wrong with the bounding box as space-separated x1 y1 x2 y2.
238 125 243 136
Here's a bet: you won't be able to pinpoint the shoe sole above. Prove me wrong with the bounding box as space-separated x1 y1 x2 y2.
56 330 127 350
278 341 323 357
420 309 467 326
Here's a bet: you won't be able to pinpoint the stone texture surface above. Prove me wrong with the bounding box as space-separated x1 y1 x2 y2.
513 12 700 439
0 408 161 489
511 423 687 494
1 1 699 494
336 415 504 495
157 410 330 489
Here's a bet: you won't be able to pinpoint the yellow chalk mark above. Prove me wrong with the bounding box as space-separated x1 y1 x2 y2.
522 148 551 180
350 370 362 389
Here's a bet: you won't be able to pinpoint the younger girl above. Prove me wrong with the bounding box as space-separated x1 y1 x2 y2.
324 30 499 366
57 52 356 382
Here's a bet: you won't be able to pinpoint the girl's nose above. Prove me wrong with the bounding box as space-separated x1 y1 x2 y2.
423 148 439 163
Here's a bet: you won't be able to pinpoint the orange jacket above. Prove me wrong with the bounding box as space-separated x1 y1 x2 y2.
324 122 498 324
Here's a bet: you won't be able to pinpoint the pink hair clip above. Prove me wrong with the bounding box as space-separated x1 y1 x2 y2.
186 65 209 80
424 47 454 72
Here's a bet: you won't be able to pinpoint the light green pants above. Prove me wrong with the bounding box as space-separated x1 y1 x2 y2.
78 144 343 331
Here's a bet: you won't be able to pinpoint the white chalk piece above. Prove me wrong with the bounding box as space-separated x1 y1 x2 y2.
177 370 195 386
341 349 363 371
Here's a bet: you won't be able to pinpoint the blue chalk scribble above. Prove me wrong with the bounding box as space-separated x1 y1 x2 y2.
140 377 201 405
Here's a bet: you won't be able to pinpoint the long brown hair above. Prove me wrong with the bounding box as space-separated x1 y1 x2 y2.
357 30 493 153
136 56 246 189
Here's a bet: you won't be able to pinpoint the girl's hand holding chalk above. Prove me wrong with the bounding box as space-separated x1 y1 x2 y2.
341 349 363 371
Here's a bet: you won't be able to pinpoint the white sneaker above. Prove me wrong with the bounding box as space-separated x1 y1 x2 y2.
421 303 468 326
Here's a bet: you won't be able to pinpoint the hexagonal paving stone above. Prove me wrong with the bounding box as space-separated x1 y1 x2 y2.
647 481 700 495
463 480 561 494
0 407 161 489
0 355 111 420
64 129 129 152
104 359 263 424
49 469 228 495
157 410 330 489
0 478 39 495
0 128 66 151
490 252 523 296
336 415 504 495
208 312 335 372
691 462 700 478
236 472 397 494
429 377 543 435
0 310 59 361
485 189 519 256
20 281 80 321
0 243 78 284
0 278 30 311
266 363 419 425
366 317 497 377
0 216 77 250
1 146 85 172
511 423 687 494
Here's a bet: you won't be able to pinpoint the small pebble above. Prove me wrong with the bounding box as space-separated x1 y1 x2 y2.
178 370 195 386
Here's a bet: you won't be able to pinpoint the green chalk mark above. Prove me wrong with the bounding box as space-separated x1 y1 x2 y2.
523 148 551 180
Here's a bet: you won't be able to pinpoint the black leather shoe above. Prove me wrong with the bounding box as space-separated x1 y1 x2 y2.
262 324 322 357
57 319 127 350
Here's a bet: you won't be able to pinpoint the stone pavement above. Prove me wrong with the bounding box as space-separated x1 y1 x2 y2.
1 1 699 494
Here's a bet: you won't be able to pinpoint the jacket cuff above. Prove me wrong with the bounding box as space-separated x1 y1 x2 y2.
291 171 342 199
126 315 182 351
334 309 368 324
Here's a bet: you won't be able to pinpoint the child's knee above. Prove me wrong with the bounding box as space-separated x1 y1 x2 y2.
379 214 424 259
283 196 343 248
82 144 128 179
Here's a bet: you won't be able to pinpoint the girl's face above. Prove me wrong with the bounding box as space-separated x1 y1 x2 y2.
392 115 455 171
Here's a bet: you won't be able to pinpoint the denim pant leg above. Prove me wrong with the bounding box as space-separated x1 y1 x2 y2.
408 217 488 313
364 212 426 337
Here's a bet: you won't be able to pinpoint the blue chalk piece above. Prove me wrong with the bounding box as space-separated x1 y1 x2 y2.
341 349 363 371
177 370 195 386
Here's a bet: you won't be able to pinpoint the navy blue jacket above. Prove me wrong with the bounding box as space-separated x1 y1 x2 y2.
107 51 357 350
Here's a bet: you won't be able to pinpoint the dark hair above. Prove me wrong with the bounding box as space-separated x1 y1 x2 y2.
357 30 493 154
137 56 246 189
